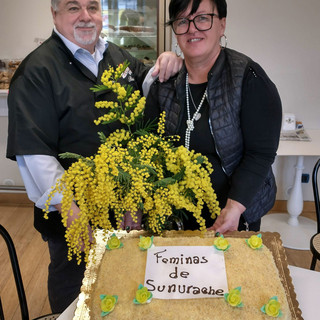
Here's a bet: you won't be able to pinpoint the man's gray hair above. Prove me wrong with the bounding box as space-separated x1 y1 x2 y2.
51 0 61 11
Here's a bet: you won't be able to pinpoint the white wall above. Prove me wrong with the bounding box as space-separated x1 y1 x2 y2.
225 0 320 201
0 0 319 201
0 1 53 188
0 0 53 59
227 0 320 130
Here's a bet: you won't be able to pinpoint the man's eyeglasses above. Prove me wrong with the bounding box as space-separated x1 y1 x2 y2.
171 13 219 35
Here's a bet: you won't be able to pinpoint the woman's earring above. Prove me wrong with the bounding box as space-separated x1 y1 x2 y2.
220 34 228 49
175 43 182 57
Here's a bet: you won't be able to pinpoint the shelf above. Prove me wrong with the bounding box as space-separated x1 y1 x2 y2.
102 29 157 51
105 31 156 38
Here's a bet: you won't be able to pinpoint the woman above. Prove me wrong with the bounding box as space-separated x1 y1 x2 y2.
144 0 282 233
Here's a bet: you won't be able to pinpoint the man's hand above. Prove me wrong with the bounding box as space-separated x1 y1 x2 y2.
55 202 94 251
208 199 246 234
120 210 142 232
152 51 183 82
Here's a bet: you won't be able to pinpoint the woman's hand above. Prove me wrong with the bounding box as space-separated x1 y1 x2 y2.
152 51 183 82
208 199 246 234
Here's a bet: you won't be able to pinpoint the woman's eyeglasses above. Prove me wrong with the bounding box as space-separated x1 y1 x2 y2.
171 13 219 35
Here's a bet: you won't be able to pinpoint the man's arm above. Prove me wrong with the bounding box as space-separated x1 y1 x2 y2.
152 51 183 83
142 52 183 96
16 155 64 210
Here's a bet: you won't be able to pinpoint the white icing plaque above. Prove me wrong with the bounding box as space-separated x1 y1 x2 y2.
144 246 228 299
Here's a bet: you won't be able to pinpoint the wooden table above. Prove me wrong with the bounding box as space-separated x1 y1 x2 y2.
261 129 320 249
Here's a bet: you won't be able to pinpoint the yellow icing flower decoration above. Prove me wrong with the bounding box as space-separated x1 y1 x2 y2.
261 296 282 318
246 233 263 250
224 287 243 308
138 236 154 251
106 233 123 250
133 284 153 305
100 294 118 316
213 234 230 251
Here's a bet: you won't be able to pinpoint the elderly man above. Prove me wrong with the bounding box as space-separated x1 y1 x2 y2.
6 0 181 313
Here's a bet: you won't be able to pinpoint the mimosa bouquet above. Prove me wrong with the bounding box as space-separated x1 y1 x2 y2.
44 61 220 263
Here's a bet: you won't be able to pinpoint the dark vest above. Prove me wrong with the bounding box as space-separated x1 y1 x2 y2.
155 48 276 224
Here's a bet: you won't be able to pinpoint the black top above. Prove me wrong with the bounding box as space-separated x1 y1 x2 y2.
180 83 229 208
179 82 229 228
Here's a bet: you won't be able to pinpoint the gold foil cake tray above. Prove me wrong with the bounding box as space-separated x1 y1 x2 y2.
73 230 302 320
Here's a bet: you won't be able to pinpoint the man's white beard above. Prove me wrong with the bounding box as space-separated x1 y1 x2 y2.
74 22 98 45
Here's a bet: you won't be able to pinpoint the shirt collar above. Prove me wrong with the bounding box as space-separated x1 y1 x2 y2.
53 26 108 57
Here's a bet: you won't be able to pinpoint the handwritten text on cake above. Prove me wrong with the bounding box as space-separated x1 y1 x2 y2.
144 246 228 299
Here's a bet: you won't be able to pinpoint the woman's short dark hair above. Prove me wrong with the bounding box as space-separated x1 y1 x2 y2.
167 0 227 26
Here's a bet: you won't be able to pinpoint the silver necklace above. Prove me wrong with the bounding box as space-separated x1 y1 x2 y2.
188 85 201 119
185 73 207 150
